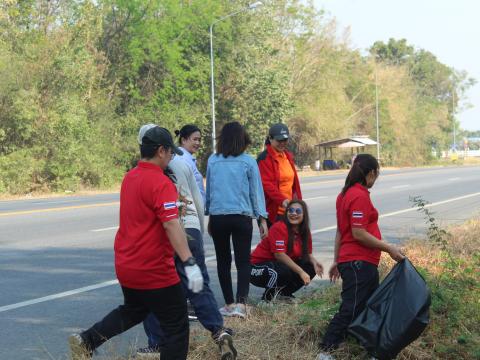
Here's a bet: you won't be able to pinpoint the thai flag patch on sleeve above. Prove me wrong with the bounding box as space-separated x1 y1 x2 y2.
352 211 364 218
275 240 286 250
164 201 177 210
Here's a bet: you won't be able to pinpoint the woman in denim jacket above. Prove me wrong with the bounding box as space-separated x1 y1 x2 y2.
206 122 269 318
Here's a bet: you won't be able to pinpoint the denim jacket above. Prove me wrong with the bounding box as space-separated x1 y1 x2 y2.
205 153 268 219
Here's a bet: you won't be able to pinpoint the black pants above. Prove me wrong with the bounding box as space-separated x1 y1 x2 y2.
250 259 316 299
81 284 189 360
321 260 379 350
210 214 253 304
143 228 223 347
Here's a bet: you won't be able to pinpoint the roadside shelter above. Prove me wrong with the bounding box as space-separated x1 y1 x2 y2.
314 135 377 170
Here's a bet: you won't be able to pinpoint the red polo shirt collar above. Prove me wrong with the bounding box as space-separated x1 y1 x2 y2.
353 182 369 194
137 161 163 172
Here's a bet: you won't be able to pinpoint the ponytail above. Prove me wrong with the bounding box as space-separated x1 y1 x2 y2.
175 124 201 145
342 154 379 195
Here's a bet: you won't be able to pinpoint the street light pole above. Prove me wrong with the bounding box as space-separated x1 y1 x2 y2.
209 2 263 152
452 90 456 150
375 68 380 160
209 24 216 153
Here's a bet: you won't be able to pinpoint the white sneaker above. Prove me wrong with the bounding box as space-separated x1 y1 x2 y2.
230 304 246 319
219 305 235 317
316 353 335 360
213 330 237 360
136 346 161 359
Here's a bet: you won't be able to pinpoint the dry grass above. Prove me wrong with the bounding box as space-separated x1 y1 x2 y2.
188 300 331 360
186 218 480 360
66 219 479 359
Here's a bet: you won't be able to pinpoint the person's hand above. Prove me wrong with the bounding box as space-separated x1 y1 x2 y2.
329 263 340 283
387 245 405 262
259 218 268 239
177 202 187 217
177 194 191 218
282 199 290 208
299 271 311 285
313 261 324 278
185 264 204 293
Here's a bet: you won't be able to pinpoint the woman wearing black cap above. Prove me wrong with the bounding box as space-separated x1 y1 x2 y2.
257 123 302 227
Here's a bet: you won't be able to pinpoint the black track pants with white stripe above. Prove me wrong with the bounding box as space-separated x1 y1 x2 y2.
250 260 315 298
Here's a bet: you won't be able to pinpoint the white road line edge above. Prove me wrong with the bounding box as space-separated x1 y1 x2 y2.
91 226 119 232
304 196 327 201
312 191 480 234
31 199 83 205
3 190 480 313
391 184 410 189
0 280 118 313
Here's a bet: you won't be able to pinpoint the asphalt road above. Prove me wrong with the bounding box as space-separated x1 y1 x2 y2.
1 165 479 360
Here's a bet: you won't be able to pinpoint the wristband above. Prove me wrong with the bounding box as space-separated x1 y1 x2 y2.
182 256 196 267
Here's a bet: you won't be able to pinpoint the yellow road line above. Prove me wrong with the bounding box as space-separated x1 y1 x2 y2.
0 202 119 217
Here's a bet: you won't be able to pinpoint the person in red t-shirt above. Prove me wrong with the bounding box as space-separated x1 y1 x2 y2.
317 154 404 359
250 200 324 301
68 125 204 360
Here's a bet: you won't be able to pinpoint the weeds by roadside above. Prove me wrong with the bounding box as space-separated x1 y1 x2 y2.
67 214 479 359
186 214 479 359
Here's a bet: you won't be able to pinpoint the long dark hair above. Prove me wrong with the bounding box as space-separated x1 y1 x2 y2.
283 199 310 261
174 124 201 146
341 154 379 195
216 121 251 157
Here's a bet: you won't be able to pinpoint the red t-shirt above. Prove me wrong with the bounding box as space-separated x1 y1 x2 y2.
250 221 312 264
337 183 382 266
114 161 180 289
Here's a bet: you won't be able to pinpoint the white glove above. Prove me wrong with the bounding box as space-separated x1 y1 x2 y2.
185 264 203 293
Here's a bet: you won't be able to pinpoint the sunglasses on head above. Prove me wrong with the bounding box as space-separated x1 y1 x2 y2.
287 207 303 215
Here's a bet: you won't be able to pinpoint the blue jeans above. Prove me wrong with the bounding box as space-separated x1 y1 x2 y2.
143 228 223 348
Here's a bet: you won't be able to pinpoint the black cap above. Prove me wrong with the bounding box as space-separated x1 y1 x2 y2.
269 123 289 140
138 124 183 155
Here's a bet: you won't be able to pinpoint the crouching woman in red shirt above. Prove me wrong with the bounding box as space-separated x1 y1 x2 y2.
317 154 404 359
250 200 324 301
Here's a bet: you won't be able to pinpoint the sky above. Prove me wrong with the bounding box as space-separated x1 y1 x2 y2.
313 0 480 131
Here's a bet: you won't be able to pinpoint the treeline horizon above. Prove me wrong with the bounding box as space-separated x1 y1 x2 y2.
0 0 476 194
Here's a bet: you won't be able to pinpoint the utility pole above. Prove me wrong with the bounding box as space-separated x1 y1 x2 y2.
452 90 456 150
209 24 216 153
375 69 380 160
209 2 263 153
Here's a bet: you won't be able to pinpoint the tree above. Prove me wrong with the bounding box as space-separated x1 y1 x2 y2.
369 38 414 65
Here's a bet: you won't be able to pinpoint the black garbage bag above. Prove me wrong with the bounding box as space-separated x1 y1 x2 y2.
348 258 431 359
